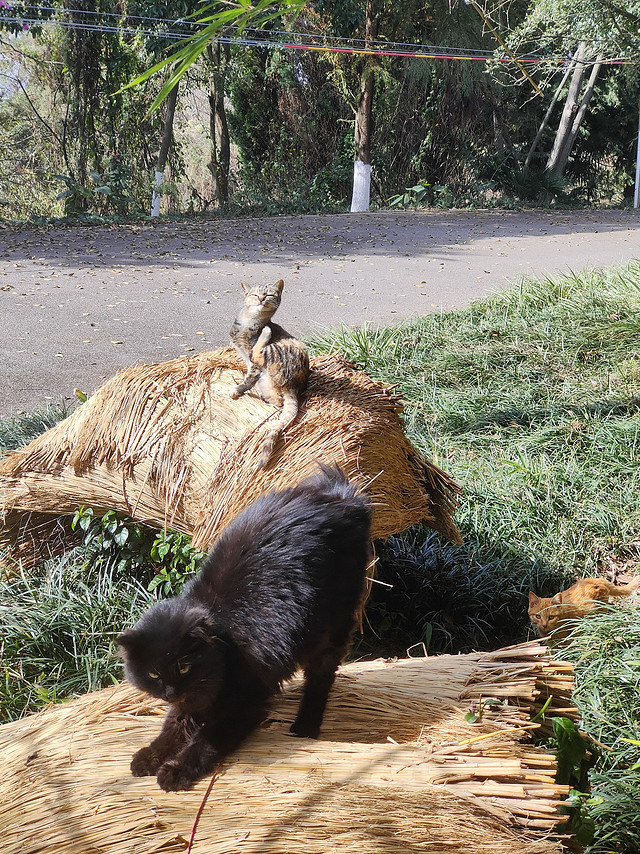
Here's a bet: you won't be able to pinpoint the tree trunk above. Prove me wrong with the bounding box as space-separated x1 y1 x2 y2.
206 41 231 207
350 0 378 212
354 67 375 166
550 54 603 179
525 51 578 170
546 43 587 178
150 80 179 217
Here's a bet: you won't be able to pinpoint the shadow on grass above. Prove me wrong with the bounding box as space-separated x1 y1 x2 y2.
445 396 640 435
356 525 569 660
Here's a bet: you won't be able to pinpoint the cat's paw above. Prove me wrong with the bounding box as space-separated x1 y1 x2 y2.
130 745 162 777
157 759 198 792
229 386 243 400
256 326 272 346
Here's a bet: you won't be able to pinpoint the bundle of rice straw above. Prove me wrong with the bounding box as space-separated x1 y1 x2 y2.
0 349 461 561
0 640 575 854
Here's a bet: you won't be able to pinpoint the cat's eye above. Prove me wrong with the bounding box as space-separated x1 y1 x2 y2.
148 671 160 680
178 662 191 675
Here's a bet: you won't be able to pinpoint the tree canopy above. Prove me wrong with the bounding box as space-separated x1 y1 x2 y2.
1 0 639 218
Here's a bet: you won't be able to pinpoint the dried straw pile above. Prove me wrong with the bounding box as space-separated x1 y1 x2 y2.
0 641 574 854
0 349 460 559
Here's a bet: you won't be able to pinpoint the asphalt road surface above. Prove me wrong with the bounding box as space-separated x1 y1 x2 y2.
1 208 639 417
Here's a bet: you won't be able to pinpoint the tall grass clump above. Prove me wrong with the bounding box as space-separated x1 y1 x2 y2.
0 402 70 455
553 603 640 853
311 262 640 653
0 552 157 721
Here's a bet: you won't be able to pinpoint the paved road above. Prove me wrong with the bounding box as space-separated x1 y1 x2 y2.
1 209 639 417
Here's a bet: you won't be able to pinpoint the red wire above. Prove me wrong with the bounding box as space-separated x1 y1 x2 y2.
186 767 219 854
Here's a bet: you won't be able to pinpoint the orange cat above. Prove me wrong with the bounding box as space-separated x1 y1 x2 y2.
528 576 640 637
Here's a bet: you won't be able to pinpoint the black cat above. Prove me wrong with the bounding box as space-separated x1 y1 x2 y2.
117 464 371 791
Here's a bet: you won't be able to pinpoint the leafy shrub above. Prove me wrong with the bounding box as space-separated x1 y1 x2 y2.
71 507 205 594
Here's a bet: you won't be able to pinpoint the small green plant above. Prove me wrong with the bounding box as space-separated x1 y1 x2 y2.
100 154 137 216
70 507 205 593
54 156 138 218
552 716 591 787
71 507 156 574
388 181 432 208
148 530 205 595
54 174 99 216
464 697 504 724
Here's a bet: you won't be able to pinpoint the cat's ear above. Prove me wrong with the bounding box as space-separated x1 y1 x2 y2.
274 278 284 294
528 592 539 605
551 593 563 604
183 607 217 646
116 627 140 650
241 281 251 295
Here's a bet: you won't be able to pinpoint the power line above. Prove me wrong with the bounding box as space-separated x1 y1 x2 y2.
0 10 634 65
3 7 498 57
11 4 499 54
2 15 190 40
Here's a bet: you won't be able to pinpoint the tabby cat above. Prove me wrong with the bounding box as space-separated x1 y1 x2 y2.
229 278 309 468
528 575 640 637
118 464 371 792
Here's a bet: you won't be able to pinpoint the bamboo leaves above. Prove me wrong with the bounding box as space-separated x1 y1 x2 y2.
122 0 306 111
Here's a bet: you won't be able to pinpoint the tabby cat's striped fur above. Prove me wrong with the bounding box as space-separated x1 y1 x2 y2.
229 279 309 468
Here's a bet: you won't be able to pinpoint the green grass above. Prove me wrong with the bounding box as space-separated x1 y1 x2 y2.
311 263 640 655
0 553 156 720
0 402 71 455
554 605 640 853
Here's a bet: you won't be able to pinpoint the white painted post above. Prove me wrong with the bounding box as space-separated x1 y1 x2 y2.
350 160 371 212
150 170 163 218
634 99 640 209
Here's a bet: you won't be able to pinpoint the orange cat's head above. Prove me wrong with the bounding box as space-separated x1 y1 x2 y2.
528 591 563 635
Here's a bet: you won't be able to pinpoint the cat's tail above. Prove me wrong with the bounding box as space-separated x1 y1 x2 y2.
258 391 299 469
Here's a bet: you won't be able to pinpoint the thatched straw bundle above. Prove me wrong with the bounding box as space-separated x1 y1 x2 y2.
0 641 574 854
0 349 460 559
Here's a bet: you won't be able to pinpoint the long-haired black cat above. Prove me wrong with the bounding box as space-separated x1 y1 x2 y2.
117 464 371 792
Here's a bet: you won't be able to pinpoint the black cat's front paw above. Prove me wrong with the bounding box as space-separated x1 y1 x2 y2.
229 385 243 400
131 745 162 777
157 759 199 792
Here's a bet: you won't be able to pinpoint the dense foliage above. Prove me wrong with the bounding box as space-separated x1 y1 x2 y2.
1 0 640 218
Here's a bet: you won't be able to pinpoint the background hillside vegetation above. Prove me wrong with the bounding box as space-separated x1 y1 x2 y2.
1 0 640 219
